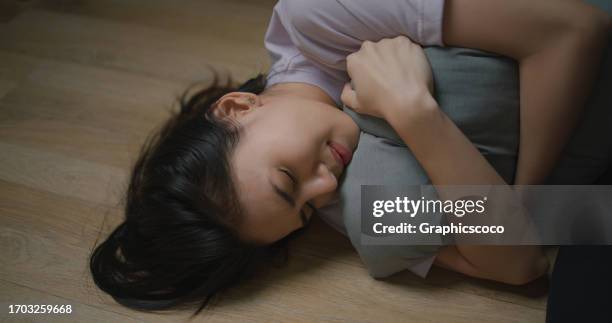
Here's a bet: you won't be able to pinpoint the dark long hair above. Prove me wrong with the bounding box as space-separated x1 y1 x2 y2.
89 70 308 316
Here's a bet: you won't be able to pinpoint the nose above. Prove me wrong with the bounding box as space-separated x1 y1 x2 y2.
301 162 338 206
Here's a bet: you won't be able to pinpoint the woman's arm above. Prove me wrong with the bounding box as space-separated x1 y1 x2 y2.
388 96 548 285
342 36 548 285
425 0 610 284
341 0 610 283
388 0 611 283
442 0 611 185
395 0 610 284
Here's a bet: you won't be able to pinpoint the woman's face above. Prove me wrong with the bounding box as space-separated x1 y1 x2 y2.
212 85 360 244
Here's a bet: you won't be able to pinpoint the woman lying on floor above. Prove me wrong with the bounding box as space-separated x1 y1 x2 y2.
90 0 610 315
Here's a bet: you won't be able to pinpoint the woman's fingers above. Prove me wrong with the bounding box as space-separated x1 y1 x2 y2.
340 83 360 110
342 35 435 120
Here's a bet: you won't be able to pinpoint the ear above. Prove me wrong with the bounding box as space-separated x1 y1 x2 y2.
210 92 260 121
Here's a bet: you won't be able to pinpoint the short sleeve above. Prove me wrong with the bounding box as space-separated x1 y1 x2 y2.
264 2 347 105
263 0 446 106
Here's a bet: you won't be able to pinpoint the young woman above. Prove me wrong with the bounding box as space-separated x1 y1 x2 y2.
90 0 610 315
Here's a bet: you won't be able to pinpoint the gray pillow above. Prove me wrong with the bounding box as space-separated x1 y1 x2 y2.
318 0 612 278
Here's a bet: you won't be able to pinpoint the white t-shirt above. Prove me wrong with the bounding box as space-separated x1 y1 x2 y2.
264 0 445 106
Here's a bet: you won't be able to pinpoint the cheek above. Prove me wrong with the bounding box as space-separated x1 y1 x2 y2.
286 133 322 163
272 119 322 150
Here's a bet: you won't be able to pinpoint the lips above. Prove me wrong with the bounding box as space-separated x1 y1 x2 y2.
329 142 353 166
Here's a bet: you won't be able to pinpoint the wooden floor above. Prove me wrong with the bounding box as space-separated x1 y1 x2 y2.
0 0 550 322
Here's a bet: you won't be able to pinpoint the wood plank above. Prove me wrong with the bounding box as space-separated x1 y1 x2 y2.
0 9 270 83
0 79 17 100
0 50 183 109
0 181 195 322
0 141 127 205
0 118 137 170
0 51 183 168
37 0 276 46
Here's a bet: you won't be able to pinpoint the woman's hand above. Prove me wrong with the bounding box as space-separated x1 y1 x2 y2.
340 35 435 121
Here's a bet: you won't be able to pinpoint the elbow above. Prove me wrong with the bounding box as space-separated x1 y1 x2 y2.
524 5 609 60
568 5 610 48
501 272 540 286
499 255 549 286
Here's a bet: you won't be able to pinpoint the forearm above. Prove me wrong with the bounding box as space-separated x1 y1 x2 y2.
386 97 547 284
515 24 610 184
442 0 611 184
387 95 505 186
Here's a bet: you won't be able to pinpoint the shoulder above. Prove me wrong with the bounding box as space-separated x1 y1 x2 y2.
275 0 349 35
275 0 446 46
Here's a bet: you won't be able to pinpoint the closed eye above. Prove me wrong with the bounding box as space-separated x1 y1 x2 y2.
280 168 316 225
280 168 297 186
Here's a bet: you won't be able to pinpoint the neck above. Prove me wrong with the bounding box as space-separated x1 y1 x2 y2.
261 82 337 107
